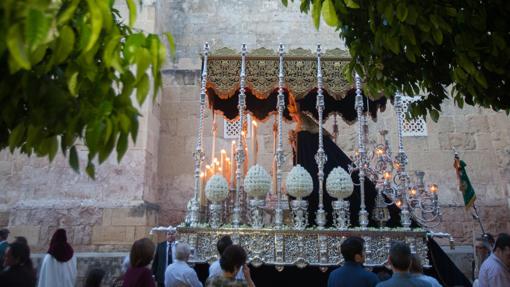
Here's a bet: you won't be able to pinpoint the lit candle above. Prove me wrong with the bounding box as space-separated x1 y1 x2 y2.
205 164 211 179
230 141 236 189
251 120 258 165
211 113 217 165
225 157 231 185
220 149 226 176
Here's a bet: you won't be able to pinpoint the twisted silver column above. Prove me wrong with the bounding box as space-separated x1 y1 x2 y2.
232 44 247 227
315 44 327 229
274 44 286 228
187 43 209 227
394 92 412 229
355 73 369 229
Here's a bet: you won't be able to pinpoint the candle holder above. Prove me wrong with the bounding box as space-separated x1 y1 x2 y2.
332 200 350 229
274 43 286 229
290 199 308 230
209 202 223 228
248 199 265 228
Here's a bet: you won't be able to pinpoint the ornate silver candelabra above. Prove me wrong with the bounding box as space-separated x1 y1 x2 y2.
187 42 209 227
348 73 369 229
233 44 248 227
274 44 286 229
314 44 327 229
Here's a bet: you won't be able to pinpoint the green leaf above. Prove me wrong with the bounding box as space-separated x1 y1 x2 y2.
52 25 75 65
97 0 113 32
86 161 96 179
125 0 137 27
85 0 104 52
116 133 128 162
130 115 139 142
7 24 31 70
136 73 150 104
164 32 176 58
321 0 339 27
429 109 439 122
47 136 59 162
8 123 26 152
58 0 80 25
69 146 80 172
136 48 151 82
345 0 360 9
384 3 394 25
65 66 79 96
124 33 145 64
104 118 113 144
312 0 322 29
474 72 488 88
118 114 131 133
282 0 288 7
26 8 51 51
431 28 443 44
396 3 408 22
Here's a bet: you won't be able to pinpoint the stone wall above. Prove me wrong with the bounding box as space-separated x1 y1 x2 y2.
0 0 508 256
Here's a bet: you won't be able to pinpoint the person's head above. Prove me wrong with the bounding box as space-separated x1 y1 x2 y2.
493 233 510 268
84 268 106 287
341 237 365 264
129 238 155 268
4 242 30 268
14 236 28 246
217 235 233 256
220 245 247 275
409 254 423 274
48 228 74 262
0 228 9 241
175 243 191 262
388 241 412 272
166 229 177 243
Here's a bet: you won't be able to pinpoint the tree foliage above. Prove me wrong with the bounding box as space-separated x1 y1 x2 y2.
284 0 510 120
0 0 174 178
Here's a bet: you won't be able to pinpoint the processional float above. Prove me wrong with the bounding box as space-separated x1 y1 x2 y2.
160 43 451 269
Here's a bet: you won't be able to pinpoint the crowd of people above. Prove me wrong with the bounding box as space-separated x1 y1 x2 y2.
1 226 509 287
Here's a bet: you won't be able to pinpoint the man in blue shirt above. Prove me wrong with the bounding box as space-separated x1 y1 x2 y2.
327 236 379 287
376 241 431 287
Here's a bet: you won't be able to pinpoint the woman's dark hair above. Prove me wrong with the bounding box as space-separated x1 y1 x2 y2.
84 267 106 287
389 241 411 271
8 241 35 281
409 254 423 274
14 236 28 246
219 245 247 273
494 233 510 252
340 237 364 262
217 235 233 255
129 238 155 267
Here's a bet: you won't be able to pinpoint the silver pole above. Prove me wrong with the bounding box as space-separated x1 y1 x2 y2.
355 73 369 229
274 43 286 228
232 44 247 227
315 44 327 229
394 92 411 229
188 42 209 227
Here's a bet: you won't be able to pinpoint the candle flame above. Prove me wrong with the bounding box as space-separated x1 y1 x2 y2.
232 140 236 144
218 167 222 172
221 149 226 154
252 120 258 127
429 184 439 193
396 199 402 208
200 172 205 177
206 165 211 169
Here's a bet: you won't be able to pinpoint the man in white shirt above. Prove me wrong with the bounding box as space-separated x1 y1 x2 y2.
164 243 202 287
208 235 244 280
153 227 178 287
478 233 510 287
